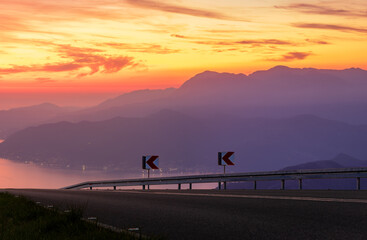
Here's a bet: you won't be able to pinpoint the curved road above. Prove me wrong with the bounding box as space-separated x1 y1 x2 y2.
3 189 367 240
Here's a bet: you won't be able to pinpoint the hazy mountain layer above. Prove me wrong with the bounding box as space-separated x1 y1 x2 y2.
0 103 75 139
1 112 367 173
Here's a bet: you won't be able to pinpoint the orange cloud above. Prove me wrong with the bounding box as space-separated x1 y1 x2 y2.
1 0 135 22
100 42 180 54
293 23 367 33
35 78 56 84
192 39 293 47
0 44 136 77
171 34 187 39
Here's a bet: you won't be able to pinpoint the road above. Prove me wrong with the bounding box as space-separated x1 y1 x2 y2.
3 189 367 240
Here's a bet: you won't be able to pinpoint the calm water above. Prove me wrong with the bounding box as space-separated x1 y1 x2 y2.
0 139 216 189
0 157 134 189
0 139 134 188
0 157 216 189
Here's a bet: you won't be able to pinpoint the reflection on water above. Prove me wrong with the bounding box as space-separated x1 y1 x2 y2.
0 138 216 189
0 158 135 189
0 157 217 189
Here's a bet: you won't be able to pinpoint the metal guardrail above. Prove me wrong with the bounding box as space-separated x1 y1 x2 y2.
62 167 367 190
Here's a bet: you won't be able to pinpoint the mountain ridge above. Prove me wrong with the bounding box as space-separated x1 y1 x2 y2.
2 113 367 173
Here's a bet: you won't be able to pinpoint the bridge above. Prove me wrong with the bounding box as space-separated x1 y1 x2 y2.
63 167 367 190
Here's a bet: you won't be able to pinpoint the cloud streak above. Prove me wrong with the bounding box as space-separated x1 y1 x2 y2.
35 78 56 84
276 4 367 18
124 0 244 21
101 42 180 54
269 52 312 62
293 23 367 34
191 39 293 47
171 34 294 46
0 44 136 77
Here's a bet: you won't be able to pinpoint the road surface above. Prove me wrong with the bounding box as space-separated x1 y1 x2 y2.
3 189 367 240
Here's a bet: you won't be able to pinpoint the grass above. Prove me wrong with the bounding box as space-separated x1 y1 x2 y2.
0 192 156 240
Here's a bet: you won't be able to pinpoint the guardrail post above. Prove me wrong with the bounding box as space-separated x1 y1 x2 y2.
178 183 181 190
254 181 257 190
142 185 145 190
223 181 227 190
218 182 221 190
189 183 192 190
357 177 361 190
281 179 285 190
90 187 92 190
113 186 116 190
298 179 303 190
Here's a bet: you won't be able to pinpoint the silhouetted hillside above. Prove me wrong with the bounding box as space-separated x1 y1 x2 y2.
0 103 75 139
226 153 367 190
281 153 367 170
95 88 176 110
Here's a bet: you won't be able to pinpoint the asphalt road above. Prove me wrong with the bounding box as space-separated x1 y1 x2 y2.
3 189 367 240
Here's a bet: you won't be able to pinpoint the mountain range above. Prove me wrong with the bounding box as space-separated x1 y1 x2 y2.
1 66 367 173
55 66 367 124
1 111 367 173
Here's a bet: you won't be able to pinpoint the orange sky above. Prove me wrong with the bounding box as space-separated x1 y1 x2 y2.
0 0 367 98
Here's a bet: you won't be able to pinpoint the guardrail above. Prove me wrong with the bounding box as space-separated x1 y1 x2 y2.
62 167 367 190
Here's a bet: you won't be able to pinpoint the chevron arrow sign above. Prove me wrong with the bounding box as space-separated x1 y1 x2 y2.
142 155 159 170
218 152 235 166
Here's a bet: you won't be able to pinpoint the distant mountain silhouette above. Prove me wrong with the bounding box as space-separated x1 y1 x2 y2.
0 103 75 139
281 153 367 170
225 153 367 190
1 113 367 174
95 88 176 110
1 66 367 175
47 65 367 124
2 66 366 128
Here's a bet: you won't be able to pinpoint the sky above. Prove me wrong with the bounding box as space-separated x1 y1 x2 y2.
0 0 367 108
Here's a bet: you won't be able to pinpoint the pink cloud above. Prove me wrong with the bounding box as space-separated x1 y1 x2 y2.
276 4 367 18
269 52 312 62
293 23 367 33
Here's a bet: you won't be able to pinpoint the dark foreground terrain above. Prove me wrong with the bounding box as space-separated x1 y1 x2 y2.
0 192 149 240
3 189 367 240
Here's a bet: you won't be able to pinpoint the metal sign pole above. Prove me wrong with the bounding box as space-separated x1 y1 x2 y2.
148 169 150 190
223 165 226 190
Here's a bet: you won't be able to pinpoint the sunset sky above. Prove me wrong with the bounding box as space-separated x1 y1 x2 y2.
1 0 367 108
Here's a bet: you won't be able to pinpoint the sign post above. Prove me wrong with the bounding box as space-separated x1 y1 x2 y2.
142 155 159 190
218 152 235 190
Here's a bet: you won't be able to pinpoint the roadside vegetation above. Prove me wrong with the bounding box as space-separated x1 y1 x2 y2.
0 192 158 240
